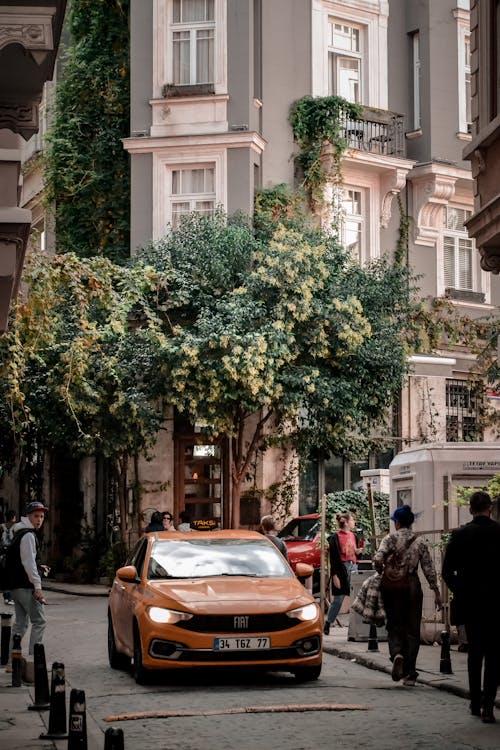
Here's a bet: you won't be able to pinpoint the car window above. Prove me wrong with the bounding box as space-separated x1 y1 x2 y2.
147 538 293 580
279 517 319 540
127 538 148 577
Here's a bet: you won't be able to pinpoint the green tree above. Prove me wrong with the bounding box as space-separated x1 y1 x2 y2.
45 0 130 262
0 251 165 545
138 211 417 527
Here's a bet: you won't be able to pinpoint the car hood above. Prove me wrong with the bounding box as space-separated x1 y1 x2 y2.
146 577 312 613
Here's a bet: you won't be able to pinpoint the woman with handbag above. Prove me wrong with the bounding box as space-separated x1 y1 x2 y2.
323 513 362 635
373 505 442 686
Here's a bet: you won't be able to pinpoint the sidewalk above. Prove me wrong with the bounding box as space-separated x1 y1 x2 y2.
322 615 489 706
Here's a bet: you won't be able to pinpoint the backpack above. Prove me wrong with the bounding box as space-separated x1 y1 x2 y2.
381 535 417 592
1 528 34 591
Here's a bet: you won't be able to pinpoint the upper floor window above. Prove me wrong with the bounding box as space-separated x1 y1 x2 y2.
446 379 483 442
411 31 421 130
328 21 362 103
464 34 472 129
170 165 215 228
443 206 474 291
172 0 215 85
340 188 363 258
331 186 364 260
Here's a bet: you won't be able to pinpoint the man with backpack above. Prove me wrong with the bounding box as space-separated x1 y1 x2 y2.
7 501 49 655
373 504 442 686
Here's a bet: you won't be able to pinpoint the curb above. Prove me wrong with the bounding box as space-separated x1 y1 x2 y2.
324 644 498 706
44 582 110 597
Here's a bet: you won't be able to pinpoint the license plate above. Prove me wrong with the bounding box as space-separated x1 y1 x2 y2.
214 636 270 651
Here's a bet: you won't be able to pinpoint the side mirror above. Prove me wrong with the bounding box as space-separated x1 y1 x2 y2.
116 565 139 583
295 562 314 579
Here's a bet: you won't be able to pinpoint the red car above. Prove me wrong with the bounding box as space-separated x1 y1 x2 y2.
278 514 321 586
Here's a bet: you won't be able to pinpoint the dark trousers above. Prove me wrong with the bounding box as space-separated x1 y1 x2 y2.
381 575 423 680
465 619 500 712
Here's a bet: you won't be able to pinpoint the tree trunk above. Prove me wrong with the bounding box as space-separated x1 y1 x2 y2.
230 409 273 528
116 453 128 548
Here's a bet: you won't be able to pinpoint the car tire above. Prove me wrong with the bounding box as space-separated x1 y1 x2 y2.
293 664 322 682
108 613 131 671
133 622 150 685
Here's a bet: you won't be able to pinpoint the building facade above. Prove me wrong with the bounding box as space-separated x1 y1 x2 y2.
463 0 500 274
0 0 66 333
123 0 499 525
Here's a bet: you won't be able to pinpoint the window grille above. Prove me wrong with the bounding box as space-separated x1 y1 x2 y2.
445 379 483 442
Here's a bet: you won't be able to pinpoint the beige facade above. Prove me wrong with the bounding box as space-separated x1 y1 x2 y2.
124 0 499 525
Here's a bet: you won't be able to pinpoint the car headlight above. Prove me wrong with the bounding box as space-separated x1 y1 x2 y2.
286 603 319 622
148 607 193 624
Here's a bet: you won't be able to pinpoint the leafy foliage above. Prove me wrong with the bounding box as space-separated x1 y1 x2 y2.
45 0 130 262
289 95 362 205
136 210 416 524
0 252 165 504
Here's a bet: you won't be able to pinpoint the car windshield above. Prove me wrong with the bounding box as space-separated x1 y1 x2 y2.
279 518 319 541
147 538 293 580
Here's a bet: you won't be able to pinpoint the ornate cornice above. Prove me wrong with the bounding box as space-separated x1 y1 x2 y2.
409 166 461 246
479 247 500 273
380 168 408 228
0 8 55 64
0 101 38 140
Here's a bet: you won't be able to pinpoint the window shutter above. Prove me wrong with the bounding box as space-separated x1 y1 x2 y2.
458 238 473 290
443 236 456 287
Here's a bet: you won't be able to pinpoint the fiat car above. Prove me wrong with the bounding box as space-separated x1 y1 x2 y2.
108 530 322 683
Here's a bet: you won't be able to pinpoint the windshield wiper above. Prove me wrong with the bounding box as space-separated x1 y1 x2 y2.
202 572 258 578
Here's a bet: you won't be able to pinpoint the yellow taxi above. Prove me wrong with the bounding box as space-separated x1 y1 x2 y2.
108 530 322 683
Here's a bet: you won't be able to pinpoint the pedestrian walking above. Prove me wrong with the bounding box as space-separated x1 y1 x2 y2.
373 504 442 686
442 490 500 723
7 501 49 655
259 515 289 561
323 512 362 635
144 511 164 533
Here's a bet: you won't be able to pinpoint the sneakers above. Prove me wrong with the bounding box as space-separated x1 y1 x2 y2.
391 654 404 682
402 676 416 687
323 620 331 636
481 709 496 724
4 599 14 606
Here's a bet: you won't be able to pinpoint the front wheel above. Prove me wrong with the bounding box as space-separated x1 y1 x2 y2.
293 664 322 682
108 614 131 671
133 623 150 685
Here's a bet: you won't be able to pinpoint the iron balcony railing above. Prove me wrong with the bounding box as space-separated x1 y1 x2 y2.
339 106 406 158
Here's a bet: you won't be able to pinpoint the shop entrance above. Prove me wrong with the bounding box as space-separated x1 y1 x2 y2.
174 435 229 529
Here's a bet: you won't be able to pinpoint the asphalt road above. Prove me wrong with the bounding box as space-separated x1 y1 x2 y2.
41 591 499 750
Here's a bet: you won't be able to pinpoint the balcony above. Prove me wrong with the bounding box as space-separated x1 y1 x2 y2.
339 106 405 158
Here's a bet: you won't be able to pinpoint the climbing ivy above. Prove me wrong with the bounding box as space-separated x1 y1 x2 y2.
45 0 130 262
289 95 362 207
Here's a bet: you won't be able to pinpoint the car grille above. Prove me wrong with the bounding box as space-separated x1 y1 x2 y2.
149 636 321 662
177 613 299 633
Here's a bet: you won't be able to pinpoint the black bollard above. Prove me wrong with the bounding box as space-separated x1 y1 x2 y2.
40 662 68 740
11 633 22 687
28 643 50 711
68 688 88 750
440 629 453 674
1 612 12 665
104 727 125 750
367 623 379 652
